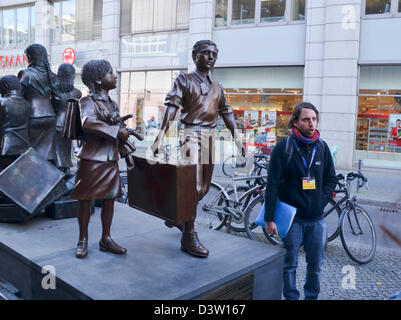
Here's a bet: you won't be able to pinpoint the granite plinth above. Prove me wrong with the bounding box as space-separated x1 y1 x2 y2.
0 203 285 300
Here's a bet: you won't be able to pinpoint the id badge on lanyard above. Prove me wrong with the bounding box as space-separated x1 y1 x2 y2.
293 141 317 190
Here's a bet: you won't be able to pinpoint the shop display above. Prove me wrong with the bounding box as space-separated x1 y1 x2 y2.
356 118 369 150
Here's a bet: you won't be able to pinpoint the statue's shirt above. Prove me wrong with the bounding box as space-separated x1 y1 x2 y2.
164 71 232 128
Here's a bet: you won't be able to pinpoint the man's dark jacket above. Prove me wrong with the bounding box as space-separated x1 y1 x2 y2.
264 135 337 222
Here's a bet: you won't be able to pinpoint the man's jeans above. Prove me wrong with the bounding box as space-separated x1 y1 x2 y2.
282 219 326 300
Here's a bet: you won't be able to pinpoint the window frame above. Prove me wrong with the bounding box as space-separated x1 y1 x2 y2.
213 0 306 30
51 0 103 44
362 0 400 19
0 5 35 49
119 0 190 36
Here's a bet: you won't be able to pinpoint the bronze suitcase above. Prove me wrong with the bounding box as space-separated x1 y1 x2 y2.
0 147 66 216
128 154 197 225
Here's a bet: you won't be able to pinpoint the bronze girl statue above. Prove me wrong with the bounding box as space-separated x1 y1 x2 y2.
53 63 82 172
71 60 135 258
18 44 57 162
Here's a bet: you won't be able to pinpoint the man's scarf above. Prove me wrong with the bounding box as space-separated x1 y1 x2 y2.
292 128 320 144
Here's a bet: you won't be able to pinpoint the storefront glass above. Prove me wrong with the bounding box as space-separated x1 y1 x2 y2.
365 0 390 14
120 0 190 34
215 0 228 27
16 7 29 46
119 70 183 147
355 65 401 168
260 0 286 23
213 66 304 152
52 0 102 43
232 0 256 25
3 10 14 48
1 6 35 48
290 0 305 21
60 0 75 42
30 6 35 43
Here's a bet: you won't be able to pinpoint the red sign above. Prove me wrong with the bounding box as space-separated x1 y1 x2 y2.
0 54 28 69
62 48 76 65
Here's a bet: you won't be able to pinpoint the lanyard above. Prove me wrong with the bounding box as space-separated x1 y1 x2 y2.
293 140 317 177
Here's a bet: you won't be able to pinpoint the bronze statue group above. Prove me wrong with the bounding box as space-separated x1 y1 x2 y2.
0 40 245 260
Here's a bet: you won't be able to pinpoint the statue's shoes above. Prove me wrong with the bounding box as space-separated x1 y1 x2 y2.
99 236 127 254
76 239 88 258
181 232 209 258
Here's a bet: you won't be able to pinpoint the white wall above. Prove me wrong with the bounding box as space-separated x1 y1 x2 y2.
360 17 401 63
213 24 306 67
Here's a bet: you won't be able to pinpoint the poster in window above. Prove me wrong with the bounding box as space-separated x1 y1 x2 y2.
388 113 401 151
244 111 258 128
261 111 276 128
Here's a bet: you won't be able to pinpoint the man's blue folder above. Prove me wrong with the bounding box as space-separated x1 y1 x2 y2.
254 200 297 238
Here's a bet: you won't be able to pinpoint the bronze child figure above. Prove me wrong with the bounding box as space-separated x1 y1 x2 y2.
70 60 134 258
18 44 58 163
0 75 31 170
152 40 245 258
53 63 82 172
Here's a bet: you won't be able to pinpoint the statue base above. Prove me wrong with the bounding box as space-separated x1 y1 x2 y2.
0 202 39 223
0 203 285 300
45 197 95 220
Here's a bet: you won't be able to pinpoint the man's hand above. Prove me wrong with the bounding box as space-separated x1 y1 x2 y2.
117 127 129 141
265 221 278 237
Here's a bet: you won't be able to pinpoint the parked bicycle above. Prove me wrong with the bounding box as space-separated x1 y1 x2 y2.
323 171 376 264
196 174 267 234
116 170 128 204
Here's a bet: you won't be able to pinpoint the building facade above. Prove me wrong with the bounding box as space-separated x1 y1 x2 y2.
1 0 401 170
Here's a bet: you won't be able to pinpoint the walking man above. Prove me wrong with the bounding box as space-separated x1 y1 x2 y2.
264 102 337 300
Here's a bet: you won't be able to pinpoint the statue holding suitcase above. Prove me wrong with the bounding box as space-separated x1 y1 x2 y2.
152 40 245 258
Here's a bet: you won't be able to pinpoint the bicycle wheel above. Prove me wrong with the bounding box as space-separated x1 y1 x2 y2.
323 199 342 242
196 183 229 230
116 171 128 204
220 186 251 232
222 155 236 177
340 205 376 264
244 195 283 246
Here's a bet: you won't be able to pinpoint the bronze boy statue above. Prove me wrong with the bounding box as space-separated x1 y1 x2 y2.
53 63 82 172
18 44 57 163
71 60 135 258
0 75 31 170
152 40 245 258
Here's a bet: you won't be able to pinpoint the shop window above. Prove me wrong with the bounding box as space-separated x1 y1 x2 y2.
61 0 75 42
120 0 190 35
52 0 102 43
119 70 184 145
232 0 256 25
16 7 29 46
290 0 305 21
215 0 304 27
2 9 14 48
215 0 228 27
355 66 401 168
213 67 304 151
0 6 35 48
365 0 391 14
30 6 35 44
261 0 286 23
